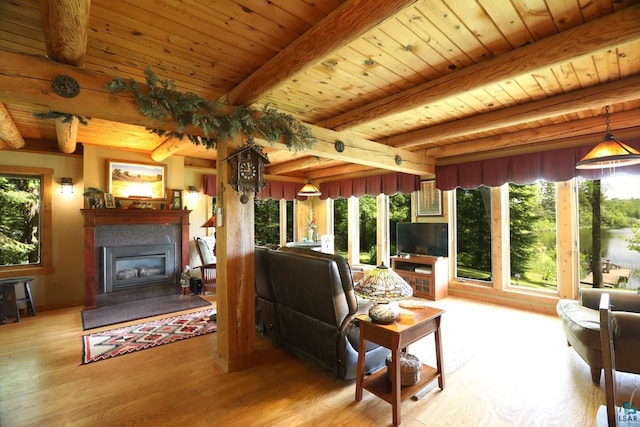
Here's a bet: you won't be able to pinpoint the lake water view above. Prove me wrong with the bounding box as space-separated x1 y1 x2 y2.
579 227 640 290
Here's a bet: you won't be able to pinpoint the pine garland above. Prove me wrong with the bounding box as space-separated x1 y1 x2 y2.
32 112 91 125
105 66 316 151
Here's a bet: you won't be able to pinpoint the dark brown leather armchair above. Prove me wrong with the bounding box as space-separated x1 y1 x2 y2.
557 288 640 383
256 246 389 380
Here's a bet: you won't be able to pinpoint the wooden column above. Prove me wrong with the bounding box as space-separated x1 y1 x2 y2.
214 138 258 372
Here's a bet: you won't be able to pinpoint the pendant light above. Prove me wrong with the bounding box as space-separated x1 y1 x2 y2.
576 106 640 169
298 180 321 197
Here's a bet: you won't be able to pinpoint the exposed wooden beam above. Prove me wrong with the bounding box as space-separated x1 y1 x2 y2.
55 116 79 154
387 75 640 149
151 137 191 162
225 0 418 106
320 4 640 131
428 110 640 163
0 102 25 149
40 0 91 155
41 0 90 65
0 49 432 175
265 155 325 175
310 163 378 180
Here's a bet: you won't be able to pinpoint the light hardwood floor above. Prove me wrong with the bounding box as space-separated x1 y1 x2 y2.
1 296 638 426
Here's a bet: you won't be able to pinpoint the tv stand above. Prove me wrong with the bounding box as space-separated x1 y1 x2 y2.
391 255 448 300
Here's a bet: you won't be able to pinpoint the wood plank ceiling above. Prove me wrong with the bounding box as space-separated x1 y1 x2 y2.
1 0 639 183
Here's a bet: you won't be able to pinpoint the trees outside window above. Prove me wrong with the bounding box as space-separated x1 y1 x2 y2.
455 187 492 282
254 198 280 245
509 182 557 290
0 175 41 266
0 166 52 276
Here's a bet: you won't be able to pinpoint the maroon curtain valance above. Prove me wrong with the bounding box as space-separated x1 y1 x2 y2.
318 172 420 200
203 172 420 200
436 140 640 190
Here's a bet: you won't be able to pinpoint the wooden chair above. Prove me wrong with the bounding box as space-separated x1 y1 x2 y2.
194 237 217 294
598 293 640 427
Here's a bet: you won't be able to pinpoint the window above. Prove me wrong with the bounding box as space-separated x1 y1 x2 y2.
334 198 348 255
578 174 640 290
359 195 377 264
455 187 492 283
389 192 411 255
254 198 280 245
0 166 52 276
508 182 558 291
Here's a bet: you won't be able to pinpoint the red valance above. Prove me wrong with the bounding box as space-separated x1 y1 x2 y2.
318 173 420 200
436 140 640 190
203 172 421 200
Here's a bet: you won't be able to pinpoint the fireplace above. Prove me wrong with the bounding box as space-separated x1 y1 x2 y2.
82 209 191 309
103 244 176 292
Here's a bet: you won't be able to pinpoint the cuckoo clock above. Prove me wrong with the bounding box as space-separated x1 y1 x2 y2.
228 137 270 204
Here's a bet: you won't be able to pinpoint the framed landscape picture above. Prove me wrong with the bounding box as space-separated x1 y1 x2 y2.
107 160 167 200
417 180 442 217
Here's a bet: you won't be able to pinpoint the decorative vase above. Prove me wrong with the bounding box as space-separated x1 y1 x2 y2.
308 228 315 242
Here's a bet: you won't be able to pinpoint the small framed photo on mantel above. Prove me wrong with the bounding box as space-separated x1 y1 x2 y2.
417 180 442 217
171 189 183 210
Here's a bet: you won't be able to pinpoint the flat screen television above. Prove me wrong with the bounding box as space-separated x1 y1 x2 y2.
396 222 449 257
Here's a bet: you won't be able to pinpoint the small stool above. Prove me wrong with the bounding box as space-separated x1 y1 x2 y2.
0 277 36 324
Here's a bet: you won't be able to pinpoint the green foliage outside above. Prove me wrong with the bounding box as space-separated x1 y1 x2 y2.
254 198 280 246
332 193 410 265
0 176 40 266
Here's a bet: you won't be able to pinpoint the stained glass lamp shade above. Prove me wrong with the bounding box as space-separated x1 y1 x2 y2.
354 263 413 324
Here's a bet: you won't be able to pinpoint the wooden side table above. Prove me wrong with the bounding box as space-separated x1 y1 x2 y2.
355 306 444 426
0 277 36 324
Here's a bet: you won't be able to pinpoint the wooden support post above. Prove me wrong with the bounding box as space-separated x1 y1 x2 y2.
214 138 258 372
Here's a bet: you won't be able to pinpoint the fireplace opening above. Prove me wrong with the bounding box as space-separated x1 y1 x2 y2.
103 244 176 293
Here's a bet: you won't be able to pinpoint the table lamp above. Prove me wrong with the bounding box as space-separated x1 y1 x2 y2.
354 263 413 324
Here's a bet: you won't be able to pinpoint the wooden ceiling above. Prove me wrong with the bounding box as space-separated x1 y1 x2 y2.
1 0 639 183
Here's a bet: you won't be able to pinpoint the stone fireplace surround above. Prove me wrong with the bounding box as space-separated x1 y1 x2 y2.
82 209 190 310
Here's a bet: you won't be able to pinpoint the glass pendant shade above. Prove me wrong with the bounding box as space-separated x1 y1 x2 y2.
576 106 640 169
298 181 321 196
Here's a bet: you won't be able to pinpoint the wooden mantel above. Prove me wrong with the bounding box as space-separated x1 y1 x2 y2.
81 209 191 309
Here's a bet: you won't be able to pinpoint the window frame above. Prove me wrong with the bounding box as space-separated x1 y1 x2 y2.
0 165 53 278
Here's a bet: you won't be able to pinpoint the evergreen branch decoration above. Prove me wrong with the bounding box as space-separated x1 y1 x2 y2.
32 112 91 125
105 66 317 151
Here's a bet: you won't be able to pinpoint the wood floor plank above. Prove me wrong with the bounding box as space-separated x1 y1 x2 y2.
1 296 635 426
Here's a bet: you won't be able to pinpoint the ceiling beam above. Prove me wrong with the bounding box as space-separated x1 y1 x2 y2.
0 102 25 149
225 0 418 106
0 49 431 175
265 156 326 175
387 75 640 149
428 109 640 163
40 0 91 154
320 3 640 131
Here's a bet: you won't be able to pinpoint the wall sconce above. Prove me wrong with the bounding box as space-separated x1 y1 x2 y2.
186 185 199 203
60 177 73 195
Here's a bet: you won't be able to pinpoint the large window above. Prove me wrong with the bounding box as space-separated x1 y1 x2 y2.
508 182 558 291
254 198 293 246
578 174 640 290
0 166 52 276
455 187 492 282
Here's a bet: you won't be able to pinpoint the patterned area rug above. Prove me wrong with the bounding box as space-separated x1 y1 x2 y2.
81 294 212 330
81 309 217 365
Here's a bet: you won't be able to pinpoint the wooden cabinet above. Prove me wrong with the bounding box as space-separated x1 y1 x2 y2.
391 255 448 300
